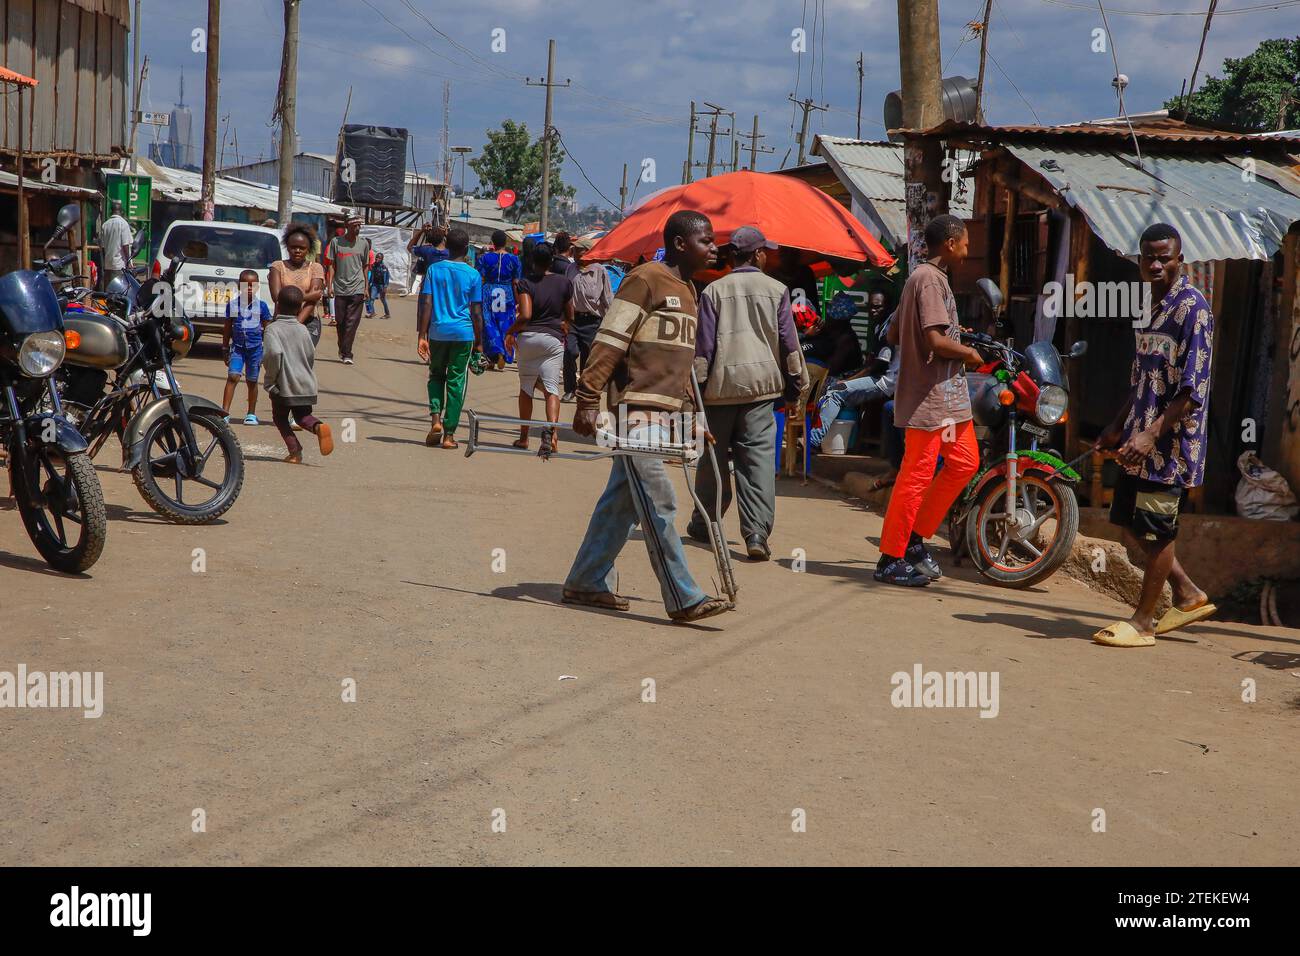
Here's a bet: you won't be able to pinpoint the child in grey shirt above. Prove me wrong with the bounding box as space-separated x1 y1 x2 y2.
263 285 334 464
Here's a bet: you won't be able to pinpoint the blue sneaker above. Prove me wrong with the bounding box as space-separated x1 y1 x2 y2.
243 413 259 426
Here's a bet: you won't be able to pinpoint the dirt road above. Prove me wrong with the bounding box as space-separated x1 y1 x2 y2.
2 295 1296 866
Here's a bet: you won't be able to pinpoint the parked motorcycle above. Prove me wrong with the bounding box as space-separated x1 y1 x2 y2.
0 225 107 572
948 279 1087 588
41 220 244 524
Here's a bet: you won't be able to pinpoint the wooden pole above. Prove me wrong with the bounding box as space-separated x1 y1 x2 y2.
276 0 300 226
200 0 221 220
685 101 695 184
17 86 29 269
539 38 556 233
974 0 993 124
997 185 1017 307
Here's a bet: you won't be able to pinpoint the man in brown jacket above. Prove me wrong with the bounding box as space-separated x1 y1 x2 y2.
563 210 731 624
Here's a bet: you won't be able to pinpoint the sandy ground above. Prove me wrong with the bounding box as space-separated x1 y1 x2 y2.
1 294 1296 866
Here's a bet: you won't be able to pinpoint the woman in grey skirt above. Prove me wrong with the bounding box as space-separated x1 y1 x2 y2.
507 242 574 454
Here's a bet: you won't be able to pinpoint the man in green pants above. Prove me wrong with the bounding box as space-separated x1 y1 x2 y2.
416 228 483 449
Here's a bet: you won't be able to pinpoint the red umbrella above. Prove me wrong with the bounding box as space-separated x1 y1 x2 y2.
587 171 894 268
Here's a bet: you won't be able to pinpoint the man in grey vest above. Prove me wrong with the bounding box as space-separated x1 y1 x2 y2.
689 226 808 560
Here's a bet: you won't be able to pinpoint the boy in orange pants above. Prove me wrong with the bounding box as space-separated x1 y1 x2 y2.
875 215 984 587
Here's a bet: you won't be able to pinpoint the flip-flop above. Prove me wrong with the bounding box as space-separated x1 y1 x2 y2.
1093 621 1155 647
1155 601 1217 636
668 596 733 623
562 589 630 611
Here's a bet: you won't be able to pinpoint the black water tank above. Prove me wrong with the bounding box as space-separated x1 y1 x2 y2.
334 125 409 207
883 76 979 142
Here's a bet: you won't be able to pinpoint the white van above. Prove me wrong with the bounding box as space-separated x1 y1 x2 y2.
152 221 286 336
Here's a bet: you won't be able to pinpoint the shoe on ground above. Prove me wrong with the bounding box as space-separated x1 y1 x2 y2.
905 538 943 580
222 415 231 424
425 421 444 447
668 596 732 623
284 451 303 464
243 413 259 426
745 534 771 561
561 589 629 611
561 392 576 403
874 555 931 587
343 357 355 365
686 517 711 544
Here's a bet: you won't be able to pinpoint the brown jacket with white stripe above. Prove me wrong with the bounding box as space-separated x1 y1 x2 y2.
575 261 698 413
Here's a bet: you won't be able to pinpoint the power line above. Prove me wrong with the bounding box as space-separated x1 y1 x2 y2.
1095 0 1144 167
551 128 621 210
1039 0 1300 15
986 50 1043 123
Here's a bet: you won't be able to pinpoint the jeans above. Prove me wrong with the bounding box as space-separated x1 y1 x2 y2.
810 375 889 449
333 293 365 359
563 314 601 394
366 284 389 317
565 422 707 616
691 399 777 541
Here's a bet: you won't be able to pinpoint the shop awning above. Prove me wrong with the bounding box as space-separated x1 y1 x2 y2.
0 170 99 197
1005 143 1300 263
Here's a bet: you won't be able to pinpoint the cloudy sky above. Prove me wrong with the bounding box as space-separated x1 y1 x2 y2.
138 0 1298 206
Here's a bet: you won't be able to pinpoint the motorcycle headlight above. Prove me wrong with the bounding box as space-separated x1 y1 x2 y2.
1036 384 1068 426
17 330 67 377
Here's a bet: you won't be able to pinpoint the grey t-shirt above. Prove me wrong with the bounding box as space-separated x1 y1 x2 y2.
326 235 372 296
892 262 972 430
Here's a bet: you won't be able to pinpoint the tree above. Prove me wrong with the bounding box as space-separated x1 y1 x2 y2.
467 119 575 223
1164 37 1300 131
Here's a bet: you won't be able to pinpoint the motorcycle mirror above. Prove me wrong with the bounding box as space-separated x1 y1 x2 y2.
976 277 1004 314
1069 340 1088 358
56 203 81 229
182 239 209 259
132 230 146 254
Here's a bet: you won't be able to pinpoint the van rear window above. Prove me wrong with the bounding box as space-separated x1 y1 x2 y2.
163 225 281 269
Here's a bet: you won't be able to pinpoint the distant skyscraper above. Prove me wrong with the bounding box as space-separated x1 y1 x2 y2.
149 71 197 170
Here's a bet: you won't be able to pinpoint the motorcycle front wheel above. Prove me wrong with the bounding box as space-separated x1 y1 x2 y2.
131 410 244 523
10 448 108 573
964 474 1079 588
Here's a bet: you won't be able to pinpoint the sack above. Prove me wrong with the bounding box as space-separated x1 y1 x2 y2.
1234 451 1299 521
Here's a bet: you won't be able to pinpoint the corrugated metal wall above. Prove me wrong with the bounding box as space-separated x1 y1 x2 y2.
1 0 128 160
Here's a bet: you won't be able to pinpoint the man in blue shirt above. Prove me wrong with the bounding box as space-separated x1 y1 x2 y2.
417 228 483 449
222 269 273 425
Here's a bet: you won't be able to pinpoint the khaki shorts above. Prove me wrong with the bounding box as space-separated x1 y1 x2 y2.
1110 474 1188 542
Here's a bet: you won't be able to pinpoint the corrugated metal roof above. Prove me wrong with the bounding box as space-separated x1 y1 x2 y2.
132 158 348 216
0 170 99 198
1005 144 1300 262
811 136 975 247
904 119 1300 150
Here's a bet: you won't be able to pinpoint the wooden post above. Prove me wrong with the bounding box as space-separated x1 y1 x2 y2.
17 85 29 269
997 185 1017 306
1065 210 1090 461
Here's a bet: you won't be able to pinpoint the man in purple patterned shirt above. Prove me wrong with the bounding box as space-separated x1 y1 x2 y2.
1095 223 1216 648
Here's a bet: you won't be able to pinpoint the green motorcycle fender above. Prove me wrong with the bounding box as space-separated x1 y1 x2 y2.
121 393 226 471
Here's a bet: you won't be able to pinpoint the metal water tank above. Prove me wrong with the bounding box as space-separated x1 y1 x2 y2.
334 125 409 207
883 76 979 141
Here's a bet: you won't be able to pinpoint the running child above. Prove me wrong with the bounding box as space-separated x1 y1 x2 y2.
263 285 334 464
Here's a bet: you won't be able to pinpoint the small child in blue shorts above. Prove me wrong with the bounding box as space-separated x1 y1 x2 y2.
222 269 272 425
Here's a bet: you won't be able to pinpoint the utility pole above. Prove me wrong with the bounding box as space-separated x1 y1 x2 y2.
1181 0 1219 120
789 96 828 166
129 0 142 173
896 0 947 268
276 0 300 226
738 115 775 171
200 0 221 221
705 107 720 177
525 39 570 233
684 101 696 184
619 162 628 215
974 0 993 124
856 52 864 139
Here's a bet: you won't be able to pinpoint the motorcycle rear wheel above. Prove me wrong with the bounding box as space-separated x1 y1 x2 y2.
964 474 1078 588
10 448 107 573
131 410 244 524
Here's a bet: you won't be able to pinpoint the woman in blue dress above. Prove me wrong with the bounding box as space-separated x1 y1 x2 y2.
476 230 522 370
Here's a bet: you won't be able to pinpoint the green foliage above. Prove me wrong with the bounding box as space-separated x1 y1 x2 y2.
467 119 576 223
1164 37 1300 131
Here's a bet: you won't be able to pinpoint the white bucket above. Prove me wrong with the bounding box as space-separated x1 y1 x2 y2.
822 418 855 456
